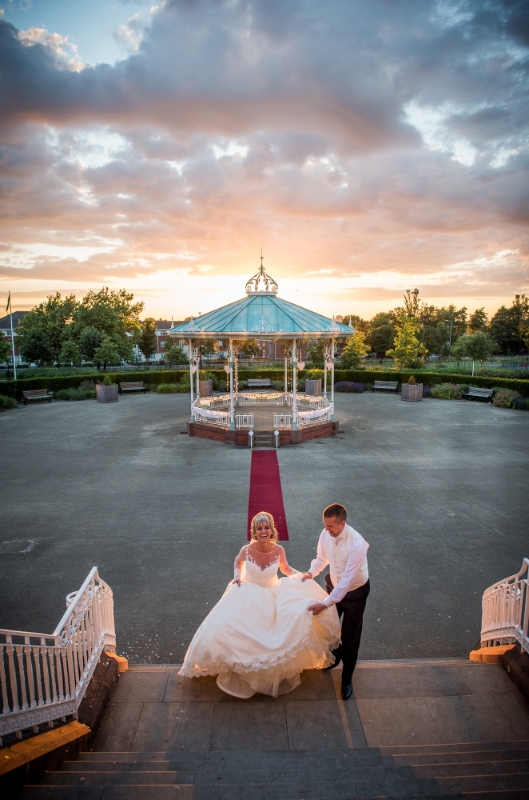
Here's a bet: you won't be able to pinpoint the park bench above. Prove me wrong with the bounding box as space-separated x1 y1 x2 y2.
463 386 494 402
22 389 53 405
373 380 399 393
247 378 272 389
119 381 147 394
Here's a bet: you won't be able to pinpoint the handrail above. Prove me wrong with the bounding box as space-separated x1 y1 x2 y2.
298 403 334 426
480 558 529 654
0 567 115 742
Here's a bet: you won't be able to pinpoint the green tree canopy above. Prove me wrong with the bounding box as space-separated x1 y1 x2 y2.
386 316 422 368
339 331 369 368
164 341 187 366
59 339 81 365
79 326 105 361
0 333 10 366
136 318 158 364
366 323 395 359
16 292 77 365
237 339 260 359
93 337 121 370
19 329 55 366
489 294 529 354
468 308 489 333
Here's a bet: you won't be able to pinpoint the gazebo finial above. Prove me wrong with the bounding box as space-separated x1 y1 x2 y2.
245 253 279 295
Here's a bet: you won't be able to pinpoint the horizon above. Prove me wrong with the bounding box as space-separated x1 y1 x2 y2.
1 1 528 319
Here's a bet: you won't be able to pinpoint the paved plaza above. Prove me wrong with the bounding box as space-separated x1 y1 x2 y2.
0 391 527 664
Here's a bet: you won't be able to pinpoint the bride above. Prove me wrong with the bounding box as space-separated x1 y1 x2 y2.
179 511 341 699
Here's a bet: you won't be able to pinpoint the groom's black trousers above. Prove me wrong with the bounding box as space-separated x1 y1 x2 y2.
325 575 370 686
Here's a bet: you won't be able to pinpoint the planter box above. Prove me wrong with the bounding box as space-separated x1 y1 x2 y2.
305 379 322 396
401 383 423 402
96 384 119 403
199 379 213 397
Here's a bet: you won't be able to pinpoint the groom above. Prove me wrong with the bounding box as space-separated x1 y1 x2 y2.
302 503 370 700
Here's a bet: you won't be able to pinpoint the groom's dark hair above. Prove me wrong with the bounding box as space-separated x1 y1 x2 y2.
323 503 347 522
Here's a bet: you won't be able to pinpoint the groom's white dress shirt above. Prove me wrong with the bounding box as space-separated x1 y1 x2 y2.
309 523 369 607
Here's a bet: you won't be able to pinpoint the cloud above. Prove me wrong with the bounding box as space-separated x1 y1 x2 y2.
0 1 528 318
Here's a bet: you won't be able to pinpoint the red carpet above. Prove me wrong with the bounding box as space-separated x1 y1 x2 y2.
247 451 289 540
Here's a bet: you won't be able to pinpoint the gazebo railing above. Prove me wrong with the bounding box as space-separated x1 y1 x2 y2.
273 414 292 428
193 405 231 427
0 567 115 743
480 559 529 653
298 404 334 427
235 414 254 429
238 392 286 405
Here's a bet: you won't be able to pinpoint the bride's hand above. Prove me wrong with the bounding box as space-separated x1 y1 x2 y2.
301 572 313 582
232 578 242 587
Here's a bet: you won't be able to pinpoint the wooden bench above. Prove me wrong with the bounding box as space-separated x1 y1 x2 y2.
119 381 147 394
464 386 493 402
247 378 272 389
22 389 53 405
373 380 399 393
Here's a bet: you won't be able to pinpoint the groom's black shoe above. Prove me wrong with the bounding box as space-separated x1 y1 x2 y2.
341 683 353 700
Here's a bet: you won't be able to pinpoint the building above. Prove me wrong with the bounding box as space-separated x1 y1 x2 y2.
0 311 27 367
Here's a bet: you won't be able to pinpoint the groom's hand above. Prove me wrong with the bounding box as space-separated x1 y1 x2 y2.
309 602 325 615
301 572 313 582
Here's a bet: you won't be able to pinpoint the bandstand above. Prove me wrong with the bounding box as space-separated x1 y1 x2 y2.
169 261 355 445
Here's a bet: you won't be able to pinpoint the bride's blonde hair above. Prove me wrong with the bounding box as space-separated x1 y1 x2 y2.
250 511 278 542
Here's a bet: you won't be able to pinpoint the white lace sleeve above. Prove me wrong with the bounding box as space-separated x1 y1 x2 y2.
279 547 298 576
234 545 247 580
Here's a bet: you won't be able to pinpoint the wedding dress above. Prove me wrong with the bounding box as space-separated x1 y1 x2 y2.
179 546 341 699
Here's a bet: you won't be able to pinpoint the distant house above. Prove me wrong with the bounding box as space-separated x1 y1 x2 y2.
0 311 28 366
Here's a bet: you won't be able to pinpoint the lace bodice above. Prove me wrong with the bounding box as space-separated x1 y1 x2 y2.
244 556 280 588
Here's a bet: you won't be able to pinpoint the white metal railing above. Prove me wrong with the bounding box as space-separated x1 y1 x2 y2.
480 558 529 654
0 567 115 742
197 395 230 409
298 404 334 427
193 405 231 427
238 392 286 405
273 413 292 428
235 414 254 429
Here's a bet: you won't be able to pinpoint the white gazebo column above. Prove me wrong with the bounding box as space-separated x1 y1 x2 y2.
330 337 336 421
284 352 288 398
188 339 195 421
323 340 329 400
228 338 235 430
195 343 200 401
291 338 298 430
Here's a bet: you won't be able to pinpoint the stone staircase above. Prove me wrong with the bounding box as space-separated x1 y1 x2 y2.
253 430 275 448
20 660 529 799
22 741 529 798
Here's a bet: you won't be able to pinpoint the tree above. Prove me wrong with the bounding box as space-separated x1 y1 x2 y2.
72 287 143 359
59 339 81 365
306 339 324 367
16 292 77 365
366 323 395 360
136 318 157 366
339 331 369 368
468 308 488 333
237 339 260 359
402 288 421 317
19 329 54 366
93 337 121 370
342 315 369 334
0 332 9 367
386 316 422 368
79 326 105 362
452 332 499 374
489 294 529 354
420 325 445 357
164 342 187 366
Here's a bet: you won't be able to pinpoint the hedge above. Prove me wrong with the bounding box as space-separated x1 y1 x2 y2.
3 366 528 399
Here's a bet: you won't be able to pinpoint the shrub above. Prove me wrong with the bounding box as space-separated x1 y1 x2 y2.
56 388 96 401
430 383 469 400
156 383 189 393
512 396 529 410
408 375 416 385
0 394 17 409
334 381 366 393
102 374 113 386
79 380 96 391
492 388 519 408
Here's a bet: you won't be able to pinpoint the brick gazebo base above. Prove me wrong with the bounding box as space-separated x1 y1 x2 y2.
186 420 339 446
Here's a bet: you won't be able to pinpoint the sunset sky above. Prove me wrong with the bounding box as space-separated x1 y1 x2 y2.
1 0 528 321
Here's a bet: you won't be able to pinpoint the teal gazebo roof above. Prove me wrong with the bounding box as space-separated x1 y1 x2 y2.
170 262 354 339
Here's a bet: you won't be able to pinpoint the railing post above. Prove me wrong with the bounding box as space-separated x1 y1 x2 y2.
274 429 280 448
248 429 254 448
